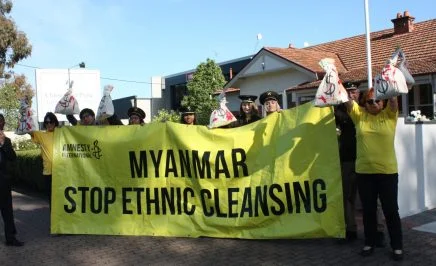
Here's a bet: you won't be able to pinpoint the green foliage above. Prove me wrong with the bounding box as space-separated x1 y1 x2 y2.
0 75 34 130
0 83 19 130
151 109 180 123
181 58 226 125
11 149 44 191
0 0 32 78
12 137 39 151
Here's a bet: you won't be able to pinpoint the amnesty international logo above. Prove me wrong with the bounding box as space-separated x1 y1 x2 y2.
62 140 103 159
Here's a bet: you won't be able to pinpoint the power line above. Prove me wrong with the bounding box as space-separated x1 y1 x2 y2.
15 63 155 84
15 63 40 69
100 77 152 84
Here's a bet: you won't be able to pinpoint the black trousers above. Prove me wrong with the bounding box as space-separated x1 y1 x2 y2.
357 173 402 250
44 175 52 205
0 179 17 241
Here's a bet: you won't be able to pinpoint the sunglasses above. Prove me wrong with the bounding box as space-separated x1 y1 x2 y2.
366 99 381 105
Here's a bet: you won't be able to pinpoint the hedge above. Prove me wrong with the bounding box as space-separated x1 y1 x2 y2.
11 149 45 192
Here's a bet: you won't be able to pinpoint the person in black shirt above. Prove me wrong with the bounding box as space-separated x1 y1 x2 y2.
0 114 23 246
335 82 361 242
236 95 261 126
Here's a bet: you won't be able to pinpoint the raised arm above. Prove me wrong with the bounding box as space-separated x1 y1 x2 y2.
388 96 398 112
66 114 78 126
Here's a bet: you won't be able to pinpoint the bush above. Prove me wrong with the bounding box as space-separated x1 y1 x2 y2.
151 109 180 123
12 138 39 151
11 149 44 192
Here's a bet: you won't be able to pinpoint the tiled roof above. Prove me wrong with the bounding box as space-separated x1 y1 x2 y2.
306 19 436 71
288 18 436 91
214 87 240 95
264 47 347 73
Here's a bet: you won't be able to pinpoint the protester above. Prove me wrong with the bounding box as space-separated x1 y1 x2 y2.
259 90 281 116
0 114 24 246
334 82 360 242
344 88 403 261
180 106 196 125
29 112 59 206
236 95 261 126
67 108 96 126
128 107 146 125
67 108 122 126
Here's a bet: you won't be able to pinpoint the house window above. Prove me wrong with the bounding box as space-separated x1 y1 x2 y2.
407 83 433 119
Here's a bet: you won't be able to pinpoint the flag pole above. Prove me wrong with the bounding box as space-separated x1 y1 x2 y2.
364 0 373 88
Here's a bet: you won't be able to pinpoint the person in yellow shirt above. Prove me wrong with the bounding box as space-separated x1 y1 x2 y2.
344 88 403 261
30 112 58 206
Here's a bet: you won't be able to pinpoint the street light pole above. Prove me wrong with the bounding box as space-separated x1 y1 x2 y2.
67 62 86 88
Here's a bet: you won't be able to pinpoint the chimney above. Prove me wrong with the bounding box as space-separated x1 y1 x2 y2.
288 43 294 48
391 10 415 34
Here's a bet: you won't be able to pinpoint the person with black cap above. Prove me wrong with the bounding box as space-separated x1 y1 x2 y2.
67 108 122 126
236 95 261 126
127 107 146 125
179 106 196 125
259 90 281 116
335 81 361 243
0 114 24 246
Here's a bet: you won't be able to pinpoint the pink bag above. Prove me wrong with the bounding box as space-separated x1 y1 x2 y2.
96 85 115 121
314 58 348 107
55 88 80 115
208 91 237 128
374 63 408 100
15 97 37 135
374 48 413 100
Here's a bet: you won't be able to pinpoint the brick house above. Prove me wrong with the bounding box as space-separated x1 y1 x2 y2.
223 11 436 217
225 11 436 120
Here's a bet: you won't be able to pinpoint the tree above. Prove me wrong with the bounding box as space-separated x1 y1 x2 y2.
151 109 180 123
181 58 226 125
0 0 32 78
0 74 34 131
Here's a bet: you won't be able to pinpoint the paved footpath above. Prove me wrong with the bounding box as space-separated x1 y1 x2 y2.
1 189 436 266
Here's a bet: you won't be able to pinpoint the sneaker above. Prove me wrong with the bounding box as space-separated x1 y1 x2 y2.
5 238 24 247
360 246 374 257
392 250 403 261
375 231 386 247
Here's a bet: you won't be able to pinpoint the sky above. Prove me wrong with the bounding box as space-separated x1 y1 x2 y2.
9 0 436 100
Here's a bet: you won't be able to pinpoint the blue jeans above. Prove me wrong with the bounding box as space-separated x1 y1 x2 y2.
357 173 402 250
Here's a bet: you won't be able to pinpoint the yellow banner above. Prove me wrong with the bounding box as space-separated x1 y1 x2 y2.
52 102 344 239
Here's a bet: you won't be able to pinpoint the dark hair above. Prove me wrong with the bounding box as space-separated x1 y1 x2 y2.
239 102 260 120
180 112 197 125
79 108 95 120
43 112 59 129
360 89 386 109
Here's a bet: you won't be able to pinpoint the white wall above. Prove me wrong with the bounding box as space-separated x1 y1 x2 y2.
35 69 101 124
396 118 436 217
237 69 312 106
136 98 151 123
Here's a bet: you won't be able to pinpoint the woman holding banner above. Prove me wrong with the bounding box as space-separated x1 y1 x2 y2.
236 95 261 126
344 88 403 261
179 106 196 125
30 112 59 206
